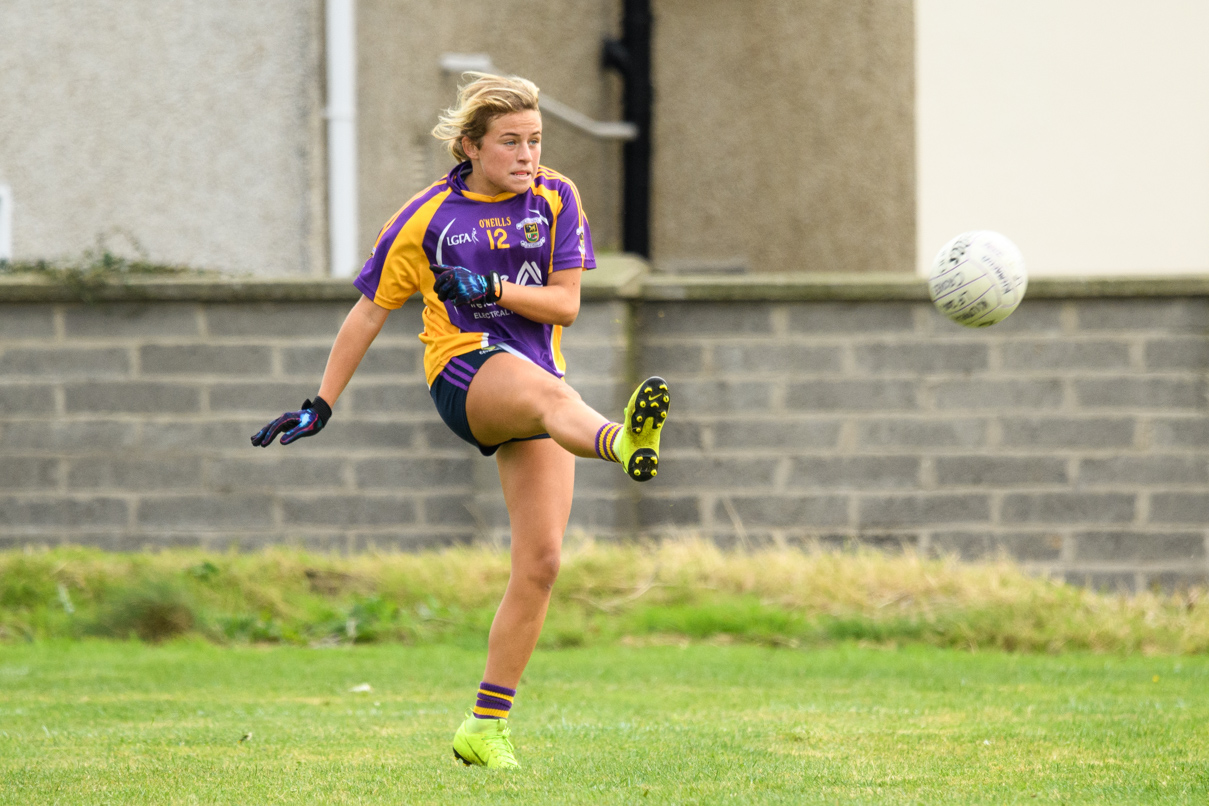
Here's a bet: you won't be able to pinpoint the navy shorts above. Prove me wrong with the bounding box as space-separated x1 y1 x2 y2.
429 347 552 457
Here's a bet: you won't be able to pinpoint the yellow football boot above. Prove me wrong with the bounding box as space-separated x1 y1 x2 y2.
616 376 670 482
452 715 520 769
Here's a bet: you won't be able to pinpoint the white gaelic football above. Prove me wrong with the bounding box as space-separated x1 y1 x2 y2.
928 231 1027 327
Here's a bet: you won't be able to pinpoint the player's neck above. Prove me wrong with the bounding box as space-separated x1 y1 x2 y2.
463 160 531 198
463 168 504 197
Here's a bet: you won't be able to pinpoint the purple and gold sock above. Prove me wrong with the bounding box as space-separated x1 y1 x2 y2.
473 681 516 720
594 422 622 463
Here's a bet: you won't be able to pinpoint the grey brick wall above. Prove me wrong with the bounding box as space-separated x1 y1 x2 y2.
636 282 1209 592
2 271 1207 590
0 280 633 555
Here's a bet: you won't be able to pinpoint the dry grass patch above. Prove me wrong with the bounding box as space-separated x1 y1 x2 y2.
1 540 1205 653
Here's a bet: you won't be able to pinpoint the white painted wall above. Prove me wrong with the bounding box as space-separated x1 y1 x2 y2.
917 0 1209 276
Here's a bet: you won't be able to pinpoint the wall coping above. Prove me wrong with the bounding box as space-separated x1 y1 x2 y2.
3 256 1209 303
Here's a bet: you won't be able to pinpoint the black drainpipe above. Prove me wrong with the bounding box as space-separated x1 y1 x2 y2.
602 0 653 258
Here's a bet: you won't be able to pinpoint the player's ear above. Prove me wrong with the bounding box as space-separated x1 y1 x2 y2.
461 135 478 160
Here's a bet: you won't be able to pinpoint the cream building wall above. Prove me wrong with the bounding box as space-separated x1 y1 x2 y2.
917 0 1209 276
0 0 327 276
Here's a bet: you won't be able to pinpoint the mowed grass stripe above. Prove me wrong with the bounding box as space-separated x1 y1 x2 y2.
1 642 1206 804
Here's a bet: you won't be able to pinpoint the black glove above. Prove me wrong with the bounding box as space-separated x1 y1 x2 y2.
431 264 502 306
250 396 332 447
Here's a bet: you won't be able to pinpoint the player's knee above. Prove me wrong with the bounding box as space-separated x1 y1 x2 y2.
521 549 561 592
537 381 582 417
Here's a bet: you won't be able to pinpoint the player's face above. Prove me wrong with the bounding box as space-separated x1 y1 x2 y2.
463 110 542 196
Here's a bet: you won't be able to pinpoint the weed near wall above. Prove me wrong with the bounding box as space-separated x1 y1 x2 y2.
0 232 209 301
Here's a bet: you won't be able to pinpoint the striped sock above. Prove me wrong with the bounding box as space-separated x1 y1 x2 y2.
594 422 622 463
473 681 516 720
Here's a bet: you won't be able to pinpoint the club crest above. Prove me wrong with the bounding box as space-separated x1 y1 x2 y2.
515 212 548 249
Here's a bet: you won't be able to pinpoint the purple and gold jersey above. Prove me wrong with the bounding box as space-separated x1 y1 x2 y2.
354 162 595 385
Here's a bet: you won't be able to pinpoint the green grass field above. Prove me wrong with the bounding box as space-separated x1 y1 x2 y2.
2 641 1206 804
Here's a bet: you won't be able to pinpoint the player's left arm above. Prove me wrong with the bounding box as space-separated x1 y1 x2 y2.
495 267 581 326
492 176 591 326
430 176 590 325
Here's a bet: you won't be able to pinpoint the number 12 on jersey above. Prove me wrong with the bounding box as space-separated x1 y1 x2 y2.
486 228 510 249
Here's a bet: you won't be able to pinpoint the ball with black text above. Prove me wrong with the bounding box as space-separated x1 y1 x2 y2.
928 231 1027 327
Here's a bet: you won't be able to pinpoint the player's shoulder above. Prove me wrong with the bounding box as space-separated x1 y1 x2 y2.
534 165 579 193
377 177 455 244
533 166 584 214
398 176 454 220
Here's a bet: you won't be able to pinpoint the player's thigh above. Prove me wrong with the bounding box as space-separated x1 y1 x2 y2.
465 352 579 445
494 438 575 582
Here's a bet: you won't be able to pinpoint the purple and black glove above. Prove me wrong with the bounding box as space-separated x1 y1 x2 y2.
431 264 502 307
250 396 332 447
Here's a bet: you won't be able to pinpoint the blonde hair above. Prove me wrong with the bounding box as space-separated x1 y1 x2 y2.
431 72 541 163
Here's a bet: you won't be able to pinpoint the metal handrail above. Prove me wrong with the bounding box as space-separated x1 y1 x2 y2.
439 53 638 141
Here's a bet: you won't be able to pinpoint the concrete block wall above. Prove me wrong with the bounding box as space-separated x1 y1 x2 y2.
635 283 1209 591
1 270 1207 590
0 278 631 554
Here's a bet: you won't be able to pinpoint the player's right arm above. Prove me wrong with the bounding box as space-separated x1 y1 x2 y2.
250 296 389 448
318 295 390 405
253 189 432 448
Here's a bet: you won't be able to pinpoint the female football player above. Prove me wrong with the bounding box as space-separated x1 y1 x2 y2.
252 73 669 769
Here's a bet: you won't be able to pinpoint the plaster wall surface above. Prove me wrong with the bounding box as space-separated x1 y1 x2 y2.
651 0 915 274
356 0 625 261
2 2 915 277
0 0 327 275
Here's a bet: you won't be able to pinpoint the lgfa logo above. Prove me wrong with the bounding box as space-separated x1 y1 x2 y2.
446 227 478 247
